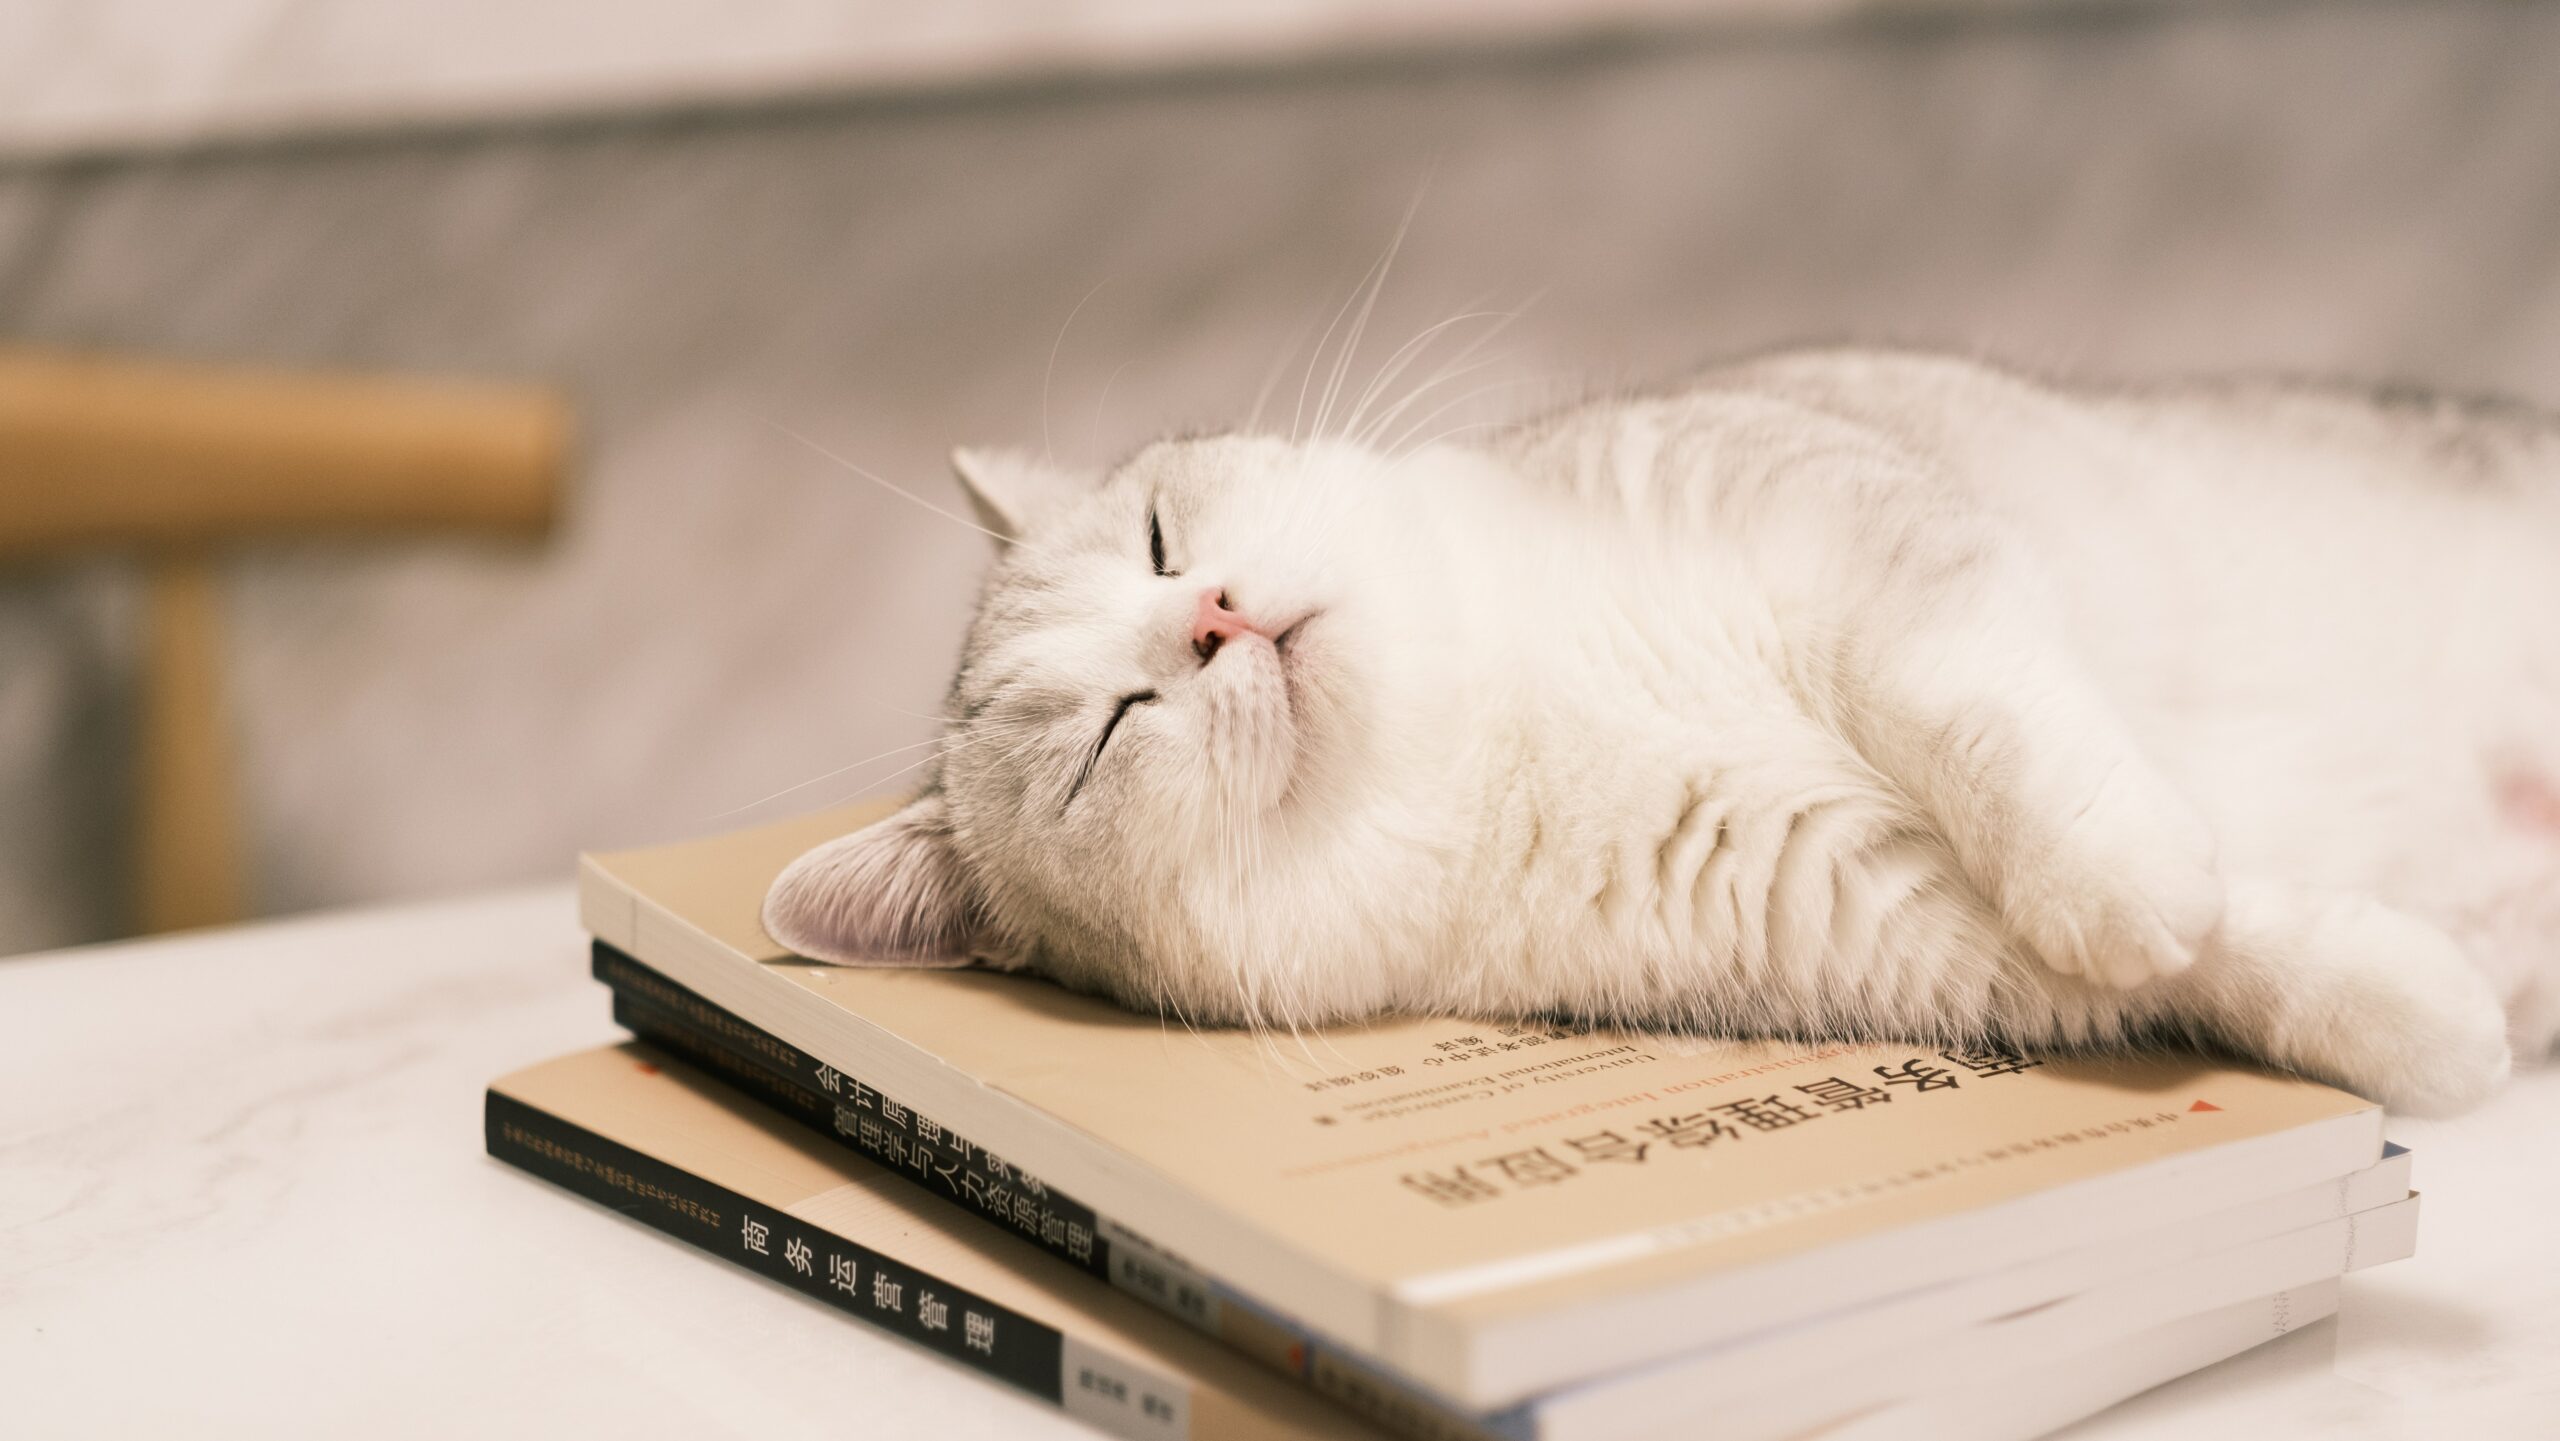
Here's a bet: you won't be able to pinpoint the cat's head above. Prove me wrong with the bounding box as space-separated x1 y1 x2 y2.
763 433 1512 1022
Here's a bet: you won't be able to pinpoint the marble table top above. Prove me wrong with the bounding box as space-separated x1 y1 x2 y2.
3 889 2552 1438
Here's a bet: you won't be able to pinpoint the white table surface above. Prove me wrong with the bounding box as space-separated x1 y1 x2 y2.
3 889 2553 1439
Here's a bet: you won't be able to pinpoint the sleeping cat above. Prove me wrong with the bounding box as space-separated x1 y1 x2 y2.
765 348 2560 1115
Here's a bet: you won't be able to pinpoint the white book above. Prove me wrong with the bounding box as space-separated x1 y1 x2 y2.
1503 1146 2411 1439
1632 1194 2412 1441
583 804 2394 1408
1814 1281 2347 1441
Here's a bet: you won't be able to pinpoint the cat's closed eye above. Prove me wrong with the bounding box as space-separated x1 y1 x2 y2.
1149 504 1176 577
1068 690 1158 807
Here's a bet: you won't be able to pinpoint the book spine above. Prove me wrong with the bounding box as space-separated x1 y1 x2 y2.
483 1089 1058 1394
486 1086 1195 1440
594 943 1499 1441
593 945 1123 1277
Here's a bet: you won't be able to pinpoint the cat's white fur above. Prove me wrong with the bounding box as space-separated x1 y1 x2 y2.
767 349 2560 1115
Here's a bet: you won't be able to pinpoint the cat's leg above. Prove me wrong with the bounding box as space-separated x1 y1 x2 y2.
2010 879 2514 1115
1834 591 2225 992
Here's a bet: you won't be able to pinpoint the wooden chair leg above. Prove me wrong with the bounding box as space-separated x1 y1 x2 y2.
1 346 568 937
138 552 246 933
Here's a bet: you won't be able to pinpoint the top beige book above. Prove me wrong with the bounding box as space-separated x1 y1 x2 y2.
580 802 2385 1409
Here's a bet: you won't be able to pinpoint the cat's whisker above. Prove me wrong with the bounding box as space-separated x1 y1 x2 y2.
1279 1006 1325 1069
1311 189 1424 445
1155 964 1211 1049
766 420 1047 557
1087 358 1134 458
700 735 951 822
815 749 949 811
863 699 957 725
1351 290 1538 451
1357 341 1535 459
1361 349 1506 439
1338 302 1509 444
707 723 1022 824
1246 307 1329 438
1043 277 1114 469
1379 379 1545 460
1294 181 1429 445
1346 293 1530 445
1293 252 1391 446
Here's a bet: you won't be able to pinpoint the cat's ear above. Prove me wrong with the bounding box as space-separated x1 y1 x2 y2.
950 446 1092 546
762 795 987 968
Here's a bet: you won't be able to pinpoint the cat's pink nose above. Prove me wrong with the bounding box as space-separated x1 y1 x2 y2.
1191 587 1262 661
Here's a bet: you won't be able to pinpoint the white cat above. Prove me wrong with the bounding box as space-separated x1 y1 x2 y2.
765 348 2560 1115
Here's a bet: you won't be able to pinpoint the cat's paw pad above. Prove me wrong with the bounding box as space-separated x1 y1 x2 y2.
2009 775 2224 991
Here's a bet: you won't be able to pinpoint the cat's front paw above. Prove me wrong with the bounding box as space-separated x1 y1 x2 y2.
2270 899 2513 1116
2006 771 2225 991
2361 1010 2514 1118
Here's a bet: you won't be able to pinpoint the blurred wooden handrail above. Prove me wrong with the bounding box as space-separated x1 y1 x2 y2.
0 344 572 936
0 346 567 560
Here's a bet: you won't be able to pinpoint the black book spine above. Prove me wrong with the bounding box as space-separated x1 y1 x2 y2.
611 993 840 1128
592 942 1125 1284
485 1087 1066 1402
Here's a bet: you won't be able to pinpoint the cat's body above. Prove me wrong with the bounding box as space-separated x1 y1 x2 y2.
767 348 2560 1115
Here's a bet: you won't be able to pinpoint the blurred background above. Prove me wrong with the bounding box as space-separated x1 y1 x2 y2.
3 0 2557 955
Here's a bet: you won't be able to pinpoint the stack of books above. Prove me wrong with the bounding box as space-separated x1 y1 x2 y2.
490 802 2419 1441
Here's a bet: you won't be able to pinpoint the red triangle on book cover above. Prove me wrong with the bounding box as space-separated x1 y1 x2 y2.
2189 1099 2221 1112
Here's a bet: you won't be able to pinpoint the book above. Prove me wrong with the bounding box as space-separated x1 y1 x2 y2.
580 803 2391 1407
1806 1280 2344 1441
487 1041 1399 1441
597 945 2416 1441
1607 1194 2411 1441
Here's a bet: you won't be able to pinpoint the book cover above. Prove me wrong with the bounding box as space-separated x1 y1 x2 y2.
487 1042 1400 1441
580 802 2387 1404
